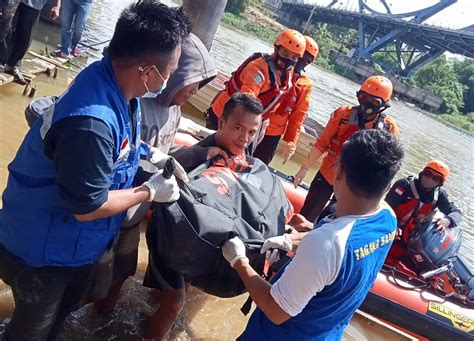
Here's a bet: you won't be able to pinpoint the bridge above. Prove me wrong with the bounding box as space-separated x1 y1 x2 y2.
275 0 474 77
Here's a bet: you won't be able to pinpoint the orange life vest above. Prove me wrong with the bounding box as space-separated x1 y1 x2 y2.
393 177 438 243
211 53 293 118
316 106 399 185
265 73 312 143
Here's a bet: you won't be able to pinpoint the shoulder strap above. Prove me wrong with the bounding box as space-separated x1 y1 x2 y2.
263 53 277 88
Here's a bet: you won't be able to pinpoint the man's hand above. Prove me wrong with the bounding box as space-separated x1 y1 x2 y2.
142 170 180 203
50 6 60 20
293 166 308 188
435 217 451 232
148 147 189 182
260 234 293 254
207 146 226 160
282 142 296 165
222 236 248 267
395 228 403 240
288 213 313 232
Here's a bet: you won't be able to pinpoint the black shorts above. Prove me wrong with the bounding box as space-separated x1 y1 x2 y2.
143 255 185 291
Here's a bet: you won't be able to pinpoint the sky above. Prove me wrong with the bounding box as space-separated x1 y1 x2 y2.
308 0 473 29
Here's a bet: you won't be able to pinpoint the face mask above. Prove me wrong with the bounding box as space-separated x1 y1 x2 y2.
359 102 381 121
139 66 168 98
142 77 168 98
278 56 297 70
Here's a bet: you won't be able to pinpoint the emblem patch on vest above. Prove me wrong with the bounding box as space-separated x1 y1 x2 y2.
118 136 130 161
395 186 404 195
254 71 264 85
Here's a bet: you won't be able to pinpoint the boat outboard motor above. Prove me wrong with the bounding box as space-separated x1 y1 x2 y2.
407 211 474 300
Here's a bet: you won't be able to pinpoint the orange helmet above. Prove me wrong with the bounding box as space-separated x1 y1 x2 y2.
424 160 449 183
360 76 393 102
304 35 319 59
274 29 306 57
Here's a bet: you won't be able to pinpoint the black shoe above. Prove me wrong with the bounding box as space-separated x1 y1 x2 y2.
4 66 27 85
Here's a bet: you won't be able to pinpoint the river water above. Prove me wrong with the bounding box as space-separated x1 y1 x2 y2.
0 0 472 340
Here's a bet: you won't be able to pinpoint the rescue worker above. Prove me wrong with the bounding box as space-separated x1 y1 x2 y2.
0 2 189 339
222 129 405 339
254 35 318 165
385 160 462 259
204 29 306 159
90 33 221 315
294 75 400 222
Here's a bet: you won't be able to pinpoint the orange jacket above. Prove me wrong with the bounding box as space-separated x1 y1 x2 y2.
314 106 400 185
211 53 293 118
265 73 312 144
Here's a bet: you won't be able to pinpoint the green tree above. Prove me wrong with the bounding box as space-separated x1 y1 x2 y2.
412 57 465 115
453 59 474 114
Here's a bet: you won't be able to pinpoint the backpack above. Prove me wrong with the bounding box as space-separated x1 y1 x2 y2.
147 155 291 297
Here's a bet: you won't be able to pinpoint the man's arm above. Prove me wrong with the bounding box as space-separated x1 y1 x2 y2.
224 229 338 325
283 79 312 144
384 178 408 210
436 188 462 227
44 116 152 222
233 259 291 325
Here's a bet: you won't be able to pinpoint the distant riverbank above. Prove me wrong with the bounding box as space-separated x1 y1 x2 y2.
220 6 474 135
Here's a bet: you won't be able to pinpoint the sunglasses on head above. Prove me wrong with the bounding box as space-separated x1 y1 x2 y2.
422 169 443 183
357 91 384 107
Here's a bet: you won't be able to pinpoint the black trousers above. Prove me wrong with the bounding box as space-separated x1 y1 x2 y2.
253 134 281 165
0 243 95 340
0 0 20 42
1 3 41 67
300 170 334 222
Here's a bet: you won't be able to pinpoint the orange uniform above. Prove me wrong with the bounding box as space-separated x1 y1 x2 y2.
265 73 312 144
314 106 400 185
211 53 293 118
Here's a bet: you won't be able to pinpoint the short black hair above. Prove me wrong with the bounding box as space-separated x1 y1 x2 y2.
108 1 190 65
340 129 404 199
222 92 263 120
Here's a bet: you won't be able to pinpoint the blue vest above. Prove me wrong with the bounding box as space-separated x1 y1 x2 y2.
240 208 396 341
0 57 141 267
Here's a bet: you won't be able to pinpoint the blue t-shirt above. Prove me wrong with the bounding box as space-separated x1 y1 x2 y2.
240 205 397 341
42 99 139 215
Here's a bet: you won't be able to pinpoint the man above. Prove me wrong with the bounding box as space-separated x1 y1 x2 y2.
0 0 60 85
54 0 93 57
222 129 405 340
294 75 400 222
0 2 189 339
385 160 462 260
90 32 220 313
254 35 318 165
204 29 305 136
143 92 265 340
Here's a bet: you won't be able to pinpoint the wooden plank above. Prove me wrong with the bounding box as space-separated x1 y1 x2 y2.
0 73 14 85
27 51 69 69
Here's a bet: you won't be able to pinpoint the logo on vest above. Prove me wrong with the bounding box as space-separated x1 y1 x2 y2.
117 136 130 162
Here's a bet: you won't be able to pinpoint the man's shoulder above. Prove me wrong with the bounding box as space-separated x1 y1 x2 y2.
196 133 217 148
297 74 313 87
330 105 354 120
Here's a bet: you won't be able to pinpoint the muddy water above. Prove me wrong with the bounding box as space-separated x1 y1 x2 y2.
0 0 472 339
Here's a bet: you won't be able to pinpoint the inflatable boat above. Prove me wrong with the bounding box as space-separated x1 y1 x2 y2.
175 132 474 341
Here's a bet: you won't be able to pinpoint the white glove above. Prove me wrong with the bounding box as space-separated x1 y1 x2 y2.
260 234 293 254
293 166 309 188
148 147 189 182
142 169 180 203
222 236 248 267
282 142 296 164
